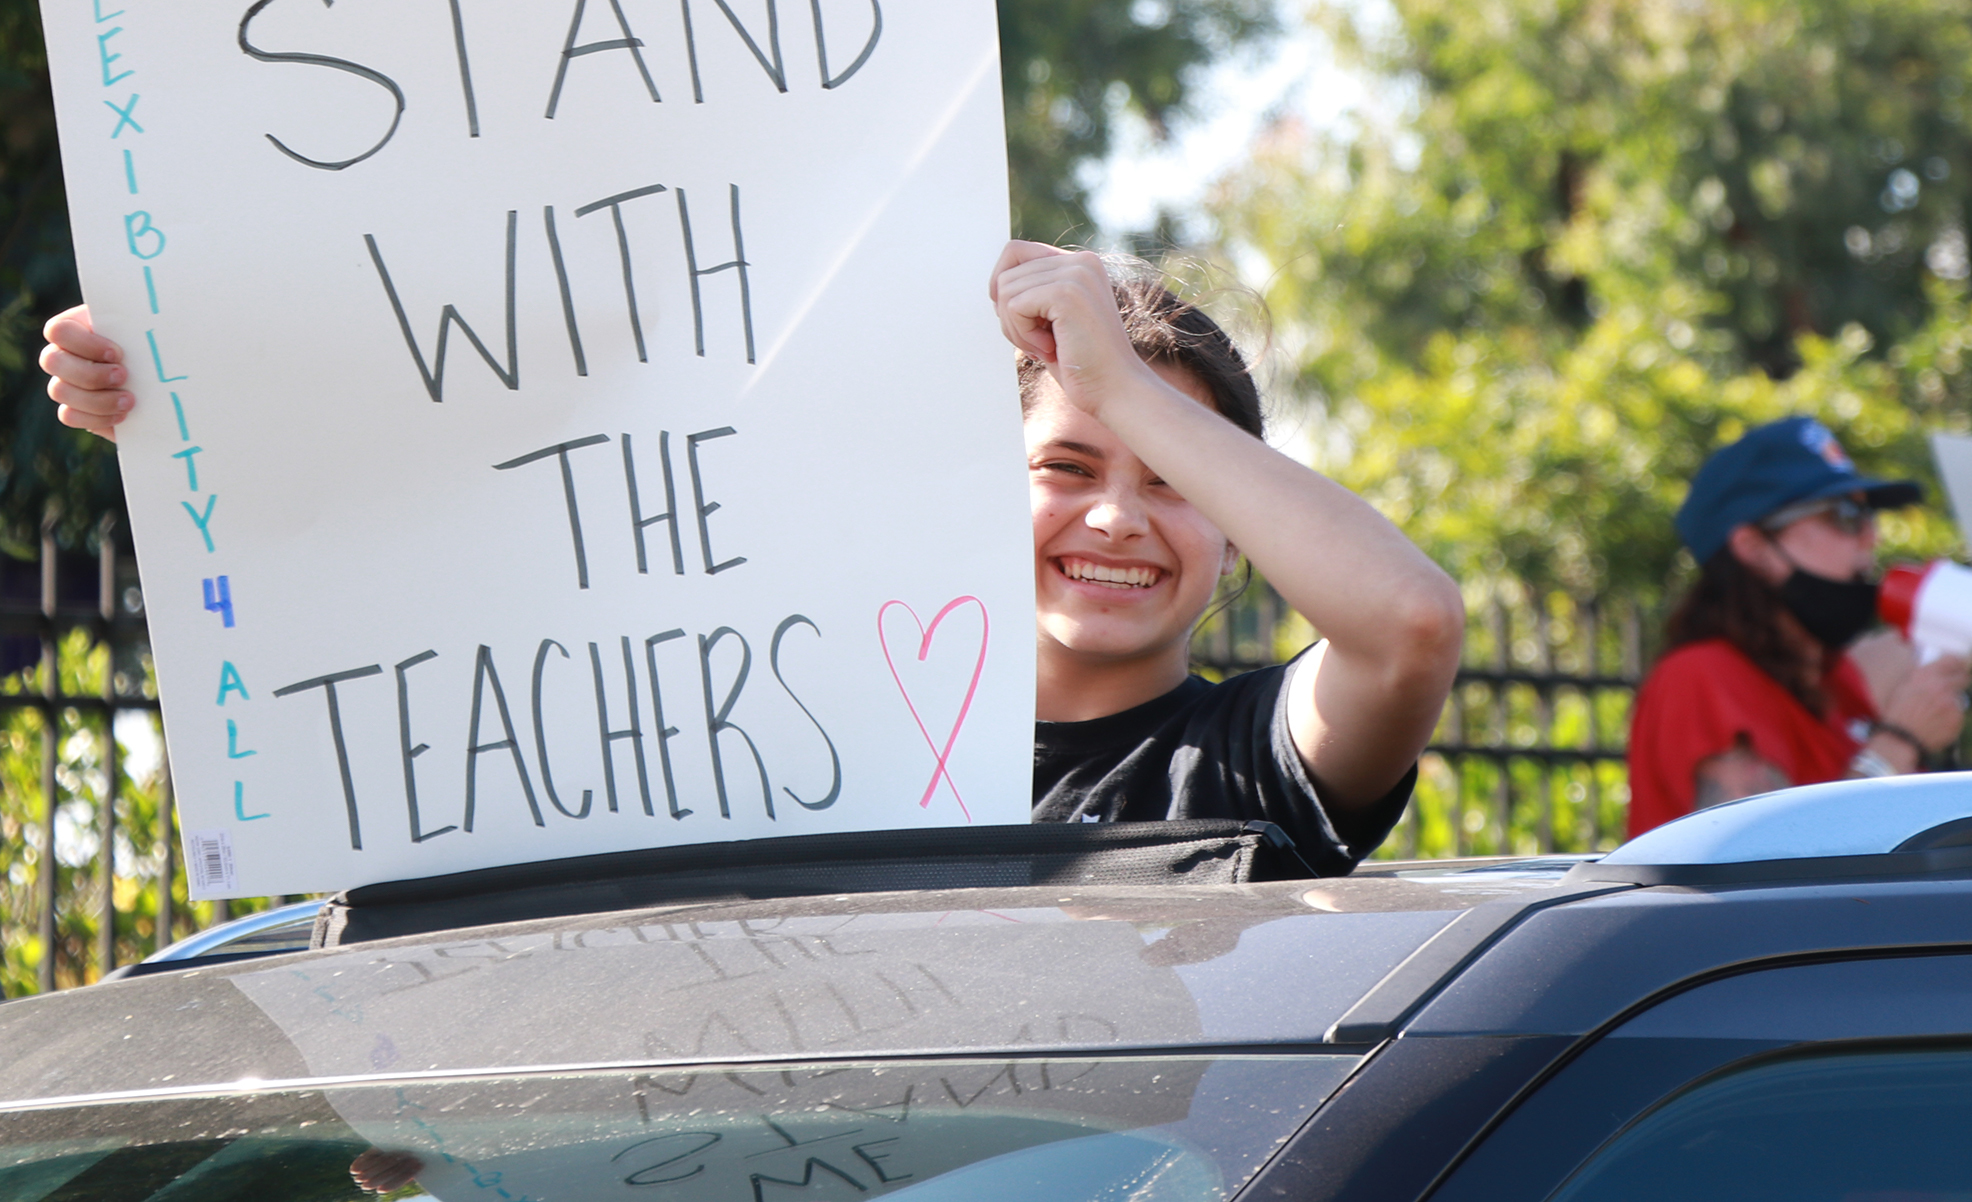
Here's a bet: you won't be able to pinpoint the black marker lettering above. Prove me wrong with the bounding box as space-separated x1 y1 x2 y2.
623 430 685 575
687 426 747 574
239 0 405 170
770 615 840 810
645 630 692 819
759 1117 857 1152
274 663 384 850
679 0 704 102
366 211 520 402
940 1063 1020 1107
682 0 787 100
369 954 482 995
851 1139 910 1184
613 1131 721 1186
543 205 587 376
532 639 594 818
591 637 653 815
444 0 481 136
748 1159 863 1202
575 184 668 362
394 649 457 842
465 644 544 830
1057 1013 1120 1042
676 184 756 363
812 0 881 88
494 433 612 589
547 0 662 118
699 627 772 819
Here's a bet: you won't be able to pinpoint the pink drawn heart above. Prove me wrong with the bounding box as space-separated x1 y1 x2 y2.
878 596 990 821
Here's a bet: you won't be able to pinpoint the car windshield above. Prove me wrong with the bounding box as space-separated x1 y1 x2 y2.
0 1054 1354 1202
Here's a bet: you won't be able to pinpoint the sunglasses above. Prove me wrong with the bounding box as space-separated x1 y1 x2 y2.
1760 495 1873 536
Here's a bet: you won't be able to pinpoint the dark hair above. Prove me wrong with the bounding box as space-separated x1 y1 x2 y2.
1017 261 1267 634
1015 265 1266 441
1664 547 1823 711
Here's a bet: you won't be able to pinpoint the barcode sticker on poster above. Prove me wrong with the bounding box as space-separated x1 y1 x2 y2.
187 830 237 895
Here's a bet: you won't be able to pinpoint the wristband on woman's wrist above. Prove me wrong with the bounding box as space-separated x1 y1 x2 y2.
1870 720 1929 760
1849 747 1899 778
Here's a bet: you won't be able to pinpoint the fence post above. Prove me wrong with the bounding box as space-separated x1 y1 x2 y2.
1582 598 1603 849
1433 669 1464 860
1489 594 1510 856
1533 594 1554 854
38 511 59 995
1623 602 1644 679
157 747 175 953
97 520 119 977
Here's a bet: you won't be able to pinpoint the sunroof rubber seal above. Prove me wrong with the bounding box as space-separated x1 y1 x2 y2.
1560 844 1972 887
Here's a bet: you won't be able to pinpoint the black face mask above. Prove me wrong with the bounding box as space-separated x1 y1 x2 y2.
1779 569 1879 650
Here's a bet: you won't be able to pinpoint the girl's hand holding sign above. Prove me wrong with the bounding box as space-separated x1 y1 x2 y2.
40 304 132 439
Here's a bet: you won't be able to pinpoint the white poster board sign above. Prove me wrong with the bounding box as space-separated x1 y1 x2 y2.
42 0 1033 897
1932 433 1972 548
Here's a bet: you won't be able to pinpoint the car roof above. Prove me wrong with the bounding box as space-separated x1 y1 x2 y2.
0 870 1582 1109
1604 771 1972 864
14 776 1972 1113
1411 871 1972 1039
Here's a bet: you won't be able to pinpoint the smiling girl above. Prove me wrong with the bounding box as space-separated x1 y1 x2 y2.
41 240 1463 873
991 242 1463 870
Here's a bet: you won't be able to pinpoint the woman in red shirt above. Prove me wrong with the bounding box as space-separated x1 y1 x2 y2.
1628 417 1970 835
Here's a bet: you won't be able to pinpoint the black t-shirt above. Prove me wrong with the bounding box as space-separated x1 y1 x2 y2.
1031 658 1415 876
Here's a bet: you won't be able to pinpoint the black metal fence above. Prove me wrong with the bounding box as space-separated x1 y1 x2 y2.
1191 579 1654 861
3 536 1654 994
1 516 185 997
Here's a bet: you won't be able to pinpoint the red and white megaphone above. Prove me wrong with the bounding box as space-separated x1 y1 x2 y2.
1879 560 1972 662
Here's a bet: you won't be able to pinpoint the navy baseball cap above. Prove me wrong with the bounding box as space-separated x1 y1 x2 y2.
1675 416 1921 563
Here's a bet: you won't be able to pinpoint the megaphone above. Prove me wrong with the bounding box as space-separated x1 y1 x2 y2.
1880 560 1972 662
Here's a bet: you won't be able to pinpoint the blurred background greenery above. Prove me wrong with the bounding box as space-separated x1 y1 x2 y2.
10 0 1972 987
1200 0 1972 859
1211 0 1972 600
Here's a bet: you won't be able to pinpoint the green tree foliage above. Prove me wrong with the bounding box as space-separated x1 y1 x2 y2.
1001 0 1275 240
1212 0 1972 599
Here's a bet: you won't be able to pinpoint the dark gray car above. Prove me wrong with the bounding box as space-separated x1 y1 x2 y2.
5 775 1972 1201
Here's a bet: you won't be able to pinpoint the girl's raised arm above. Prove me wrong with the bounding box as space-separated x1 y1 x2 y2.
993 241 1464 813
